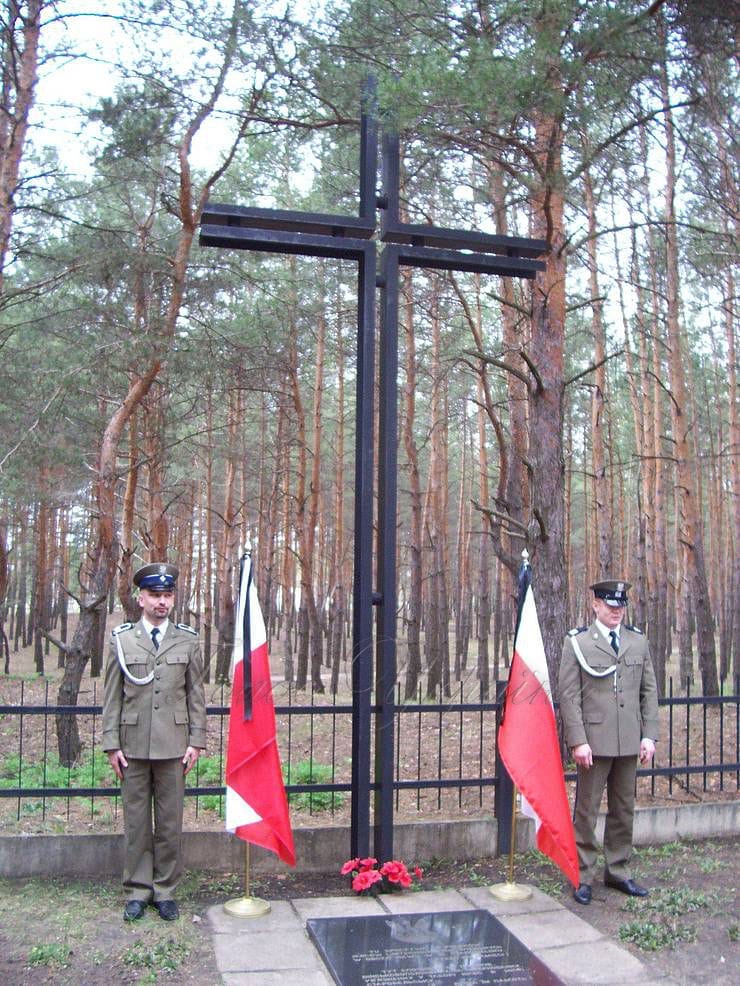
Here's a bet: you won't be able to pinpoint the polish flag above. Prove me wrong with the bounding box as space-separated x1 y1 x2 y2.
498 564 578 886
225 554 295 866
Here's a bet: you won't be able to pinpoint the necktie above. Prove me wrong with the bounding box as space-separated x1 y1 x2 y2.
151 627 160 650
609 630 619 655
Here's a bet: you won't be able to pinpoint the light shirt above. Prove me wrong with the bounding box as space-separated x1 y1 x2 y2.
595 619 619 649
141 617 169 644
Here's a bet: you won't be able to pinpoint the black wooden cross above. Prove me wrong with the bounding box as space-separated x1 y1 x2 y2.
199 83 546 861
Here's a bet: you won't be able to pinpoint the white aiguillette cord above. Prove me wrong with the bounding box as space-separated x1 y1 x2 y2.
569 634 617 678
114 626 155 686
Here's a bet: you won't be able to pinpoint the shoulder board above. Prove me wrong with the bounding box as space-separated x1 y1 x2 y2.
625 625 643 635
567 626 588 637
112 622 134 636
176 622 198 635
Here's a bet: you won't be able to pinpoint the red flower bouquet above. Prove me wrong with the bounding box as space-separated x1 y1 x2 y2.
341 857 423 894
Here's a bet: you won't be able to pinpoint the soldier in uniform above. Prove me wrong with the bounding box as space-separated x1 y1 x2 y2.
558 579 659 906
103 563 206 922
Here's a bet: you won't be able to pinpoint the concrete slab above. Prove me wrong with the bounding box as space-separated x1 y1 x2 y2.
536 940 652 984
291 894 386 922
222 972 334 986
207 900 301 935
379 888 474 913
213 928 325 973
497 909 604 950
461 883 563 915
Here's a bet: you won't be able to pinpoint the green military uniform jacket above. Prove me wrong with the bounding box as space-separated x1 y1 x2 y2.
558 622 660 757
102 620 207 758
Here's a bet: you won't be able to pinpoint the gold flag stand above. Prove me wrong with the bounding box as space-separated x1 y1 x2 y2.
224 841 271 917
489 784 533 901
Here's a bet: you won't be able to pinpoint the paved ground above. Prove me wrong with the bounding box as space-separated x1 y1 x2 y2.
208 885 670 985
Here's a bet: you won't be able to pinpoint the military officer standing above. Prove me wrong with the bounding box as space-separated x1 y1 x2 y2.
558 579 659 906
103 563 206 922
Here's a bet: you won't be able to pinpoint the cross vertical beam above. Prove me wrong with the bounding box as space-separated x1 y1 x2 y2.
374 243 400 864
350 241 376 858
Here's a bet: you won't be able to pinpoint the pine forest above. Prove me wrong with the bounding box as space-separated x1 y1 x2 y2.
0 1 737 749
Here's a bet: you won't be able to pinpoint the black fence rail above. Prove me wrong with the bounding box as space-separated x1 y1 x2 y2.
0 676 738 834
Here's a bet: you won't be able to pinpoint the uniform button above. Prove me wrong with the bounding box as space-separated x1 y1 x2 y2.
154 705 159 710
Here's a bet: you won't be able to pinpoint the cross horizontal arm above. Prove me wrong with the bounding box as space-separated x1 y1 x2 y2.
396 244 545 279
382 220 546 259
201 202 375 240
199 223 374 261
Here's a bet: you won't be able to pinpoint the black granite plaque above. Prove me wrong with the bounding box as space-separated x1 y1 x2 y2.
306 909 565 986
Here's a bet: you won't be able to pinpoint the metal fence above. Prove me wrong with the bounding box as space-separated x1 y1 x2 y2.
0 676 738 836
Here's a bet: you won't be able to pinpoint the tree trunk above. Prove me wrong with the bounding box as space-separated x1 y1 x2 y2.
0 0 43 297
117 412 140 623
401 266 423 700
56 362 162 763
32 489 50 675
583 160 612 576
660 38 718 694
529 110 568 686
214 388 240 683
475 379 491 699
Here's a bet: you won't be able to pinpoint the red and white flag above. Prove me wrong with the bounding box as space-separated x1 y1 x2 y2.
225 554 295 866
498 565 578 886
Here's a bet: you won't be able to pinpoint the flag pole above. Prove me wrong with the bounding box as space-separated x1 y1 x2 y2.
489 549 534 902
223 550 272 918
224 842 271 917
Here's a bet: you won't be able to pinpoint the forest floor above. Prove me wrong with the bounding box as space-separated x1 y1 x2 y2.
0 836 737 984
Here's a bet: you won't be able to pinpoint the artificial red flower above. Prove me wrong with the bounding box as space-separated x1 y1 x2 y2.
380 860 408 883
341 856 422 894
352 869 383 892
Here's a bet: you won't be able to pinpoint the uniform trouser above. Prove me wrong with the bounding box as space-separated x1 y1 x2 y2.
121 757 185 902
573 754 637 884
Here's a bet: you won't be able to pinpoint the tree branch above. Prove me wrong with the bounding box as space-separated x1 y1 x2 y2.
565 349 624 388
462 349 532 390
37 628 68 654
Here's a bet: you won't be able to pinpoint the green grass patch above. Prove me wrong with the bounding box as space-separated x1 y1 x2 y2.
182 755 346 815
635 840 685 860
27 942 71 968
0 751 111 789
186 754 225 813
120 937 191 972
618 920 696 951
619 886 712 952
284 759 344 811
698 857 723 873
0 749 114 818
623 887 710 917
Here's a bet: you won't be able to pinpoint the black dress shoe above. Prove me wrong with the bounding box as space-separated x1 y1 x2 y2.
123 899 147 921
605 876 648 897
153 899 180 921
573 883 592 905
